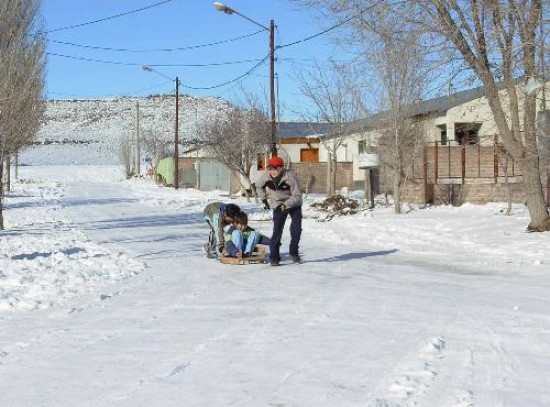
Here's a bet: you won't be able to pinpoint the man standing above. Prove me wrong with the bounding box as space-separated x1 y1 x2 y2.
256 156 303 266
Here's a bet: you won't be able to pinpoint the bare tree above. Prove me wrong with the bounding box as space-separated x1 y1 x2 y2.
138 126 171 181
292 0 550 231
118 134 134 179
0 0 46 230
297 62 366 196
366 12 430 213
198 103 271 199
425 0 549 230
141 126 170 167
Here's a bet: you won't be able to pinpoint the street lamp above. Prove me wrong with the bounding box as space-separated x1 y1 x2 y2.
214 2 278 157
141 66 180 189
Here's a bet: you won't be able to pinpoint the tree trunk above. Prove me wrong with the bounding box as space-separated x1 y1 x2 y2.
503 155 512 216
326 151 334 197
393 129 402 213
483 87 550 230
394 170 402 214
331 155 338 195
6 155 11 192
0 158 4 231
519 155 550 231
239 172 253 202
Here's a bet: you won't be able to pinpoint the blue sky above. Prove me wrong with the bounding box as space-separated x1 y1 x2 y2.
42 0 348 120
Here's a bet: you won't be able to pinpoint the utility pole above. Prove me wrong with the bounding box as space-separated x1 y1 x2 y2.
214 3 277 157
269 19 277 157
135 102 140 176
174 76 180 189
141 65 181 189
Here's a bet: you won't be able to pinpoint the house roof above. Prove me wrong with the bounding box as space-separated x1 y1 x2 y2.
346 86 487 135
277 121 332 139
179 122 330 154
409 86 487 116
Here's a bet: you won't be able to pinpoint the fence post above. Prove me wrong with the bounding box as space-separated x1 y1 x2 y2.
434 141 439 184
448 142 451 178
423 144 429 204
478 141 481 178
423 144 428 182
493 134 498 183
461 137 466 184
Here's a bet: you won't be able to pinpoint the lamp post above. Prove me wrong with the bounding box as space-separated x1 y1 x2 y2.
141 66 180 189
214 2 277 157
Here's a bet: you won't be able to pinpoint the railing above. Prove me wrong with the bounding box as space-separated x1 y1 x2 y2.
414 136 520 184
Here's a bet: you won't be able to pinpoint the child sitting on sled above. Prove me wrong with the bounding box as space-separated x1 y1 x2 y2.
222 211 271 258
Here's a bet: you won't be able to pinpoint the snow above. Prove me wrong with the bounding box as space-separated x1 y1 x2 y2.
19 96 231 166
1 164 550 406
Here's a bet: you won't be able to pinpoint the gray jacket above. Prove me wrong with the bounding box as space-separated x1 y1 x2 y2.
256 169 302 209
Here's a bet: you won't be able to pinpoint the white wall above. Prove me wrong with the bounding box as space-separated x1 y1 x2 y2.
432 84 550 143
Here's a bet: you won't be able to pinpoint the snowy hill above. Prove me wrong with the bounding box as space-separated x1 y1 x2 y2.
19 95 230 165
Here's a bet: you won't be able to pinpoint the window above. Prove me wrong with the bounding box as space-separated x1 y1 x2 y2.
358 140 367 154
455 123 481 145
437 124 448 145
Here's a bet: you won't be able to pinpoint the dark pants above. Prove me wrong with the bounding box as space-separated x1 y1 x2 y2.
204 217 217 257
205 218 214 246
270 206 302 262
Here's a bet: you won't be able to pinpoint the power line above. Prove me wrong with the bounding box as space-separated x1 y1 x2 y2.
277 10 362 50
180 54 269 90
46 52 263 67
41 0 176 34
48 30 264 53
279 56 357 66
48 54 269 94
277 4 383 50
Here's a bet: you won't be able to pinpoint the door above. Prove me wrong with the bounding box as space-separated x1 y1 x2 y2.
300 148 319 163
199 159 230 191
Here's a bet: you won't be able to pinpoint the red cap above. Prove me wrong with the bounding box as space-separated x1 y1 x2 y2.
267 156 284 168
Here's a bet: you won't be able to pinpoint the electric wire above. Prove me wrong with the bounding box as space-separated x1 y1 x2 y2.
48 30 264 53
42 3 367 96
179 54 269 90
49 54 270 96
46 52 263 67
277 8 366 50
41 0 176 34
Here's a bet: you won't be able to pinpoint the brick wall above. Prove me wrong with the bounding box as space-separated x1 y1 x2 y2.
402 177 526 205
289 162 354 194
394 144 529 204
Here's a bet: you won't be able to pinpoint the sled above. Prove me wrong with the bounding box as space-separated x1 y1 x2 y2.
220 245 267 265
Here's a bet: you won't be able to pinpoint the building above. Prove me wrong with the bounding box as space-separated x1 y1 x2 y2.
176 83 550 206
326 82 550 205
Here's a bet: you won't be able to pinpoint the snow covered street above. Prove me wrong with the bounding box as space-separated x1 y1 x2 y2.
1 166 550 406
